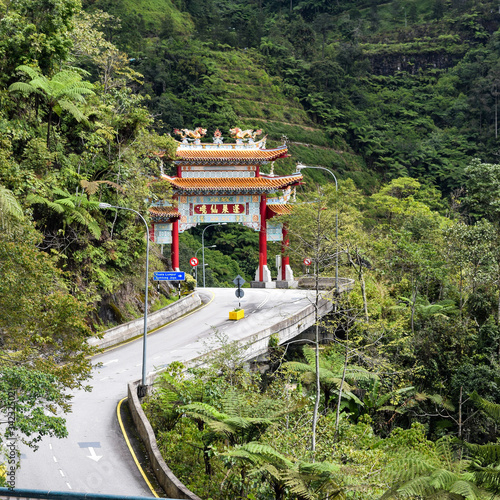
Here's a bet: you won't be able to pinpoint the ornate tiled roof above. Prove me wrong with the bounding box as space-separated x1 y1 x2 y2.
267 203 292 215
161 174 302 194
149 206 180 222
174 144 288 163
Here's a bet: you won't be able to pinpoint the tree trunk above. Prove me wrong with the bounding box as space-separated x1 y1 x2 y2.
410 283 417 334
458 386 463 438
46 106 52 149
359 261 369 322
334 339 349 441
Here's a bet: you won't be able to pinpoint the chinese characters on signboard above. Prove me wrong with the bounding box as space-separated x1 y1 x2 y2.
194 204 245 215
178 195 261 232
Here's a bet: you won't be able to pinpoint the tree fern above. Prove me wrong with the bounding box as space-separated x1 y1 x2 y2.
470 392 500 421
0 185 24 232
26 191 101 238
9 65 94 147
284 459 345 500
381 438 487 500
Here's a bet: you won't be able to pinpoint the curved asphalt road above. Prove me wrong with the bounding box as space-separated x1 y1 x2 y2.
17 287 315 495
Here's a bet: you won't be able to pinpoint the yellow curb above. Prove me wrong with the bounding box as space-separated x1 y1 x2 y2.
117 397 159 498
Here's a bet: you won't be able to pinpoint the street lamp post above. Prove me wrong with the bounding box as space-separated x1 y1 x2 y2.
294 165 339 453
195 245 215 286
99 203 149 397
296 164 339 293
202 223 227 287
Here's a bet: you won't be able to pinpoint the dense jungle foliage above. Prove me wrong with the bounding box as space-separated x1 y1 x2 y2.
4 0 500 496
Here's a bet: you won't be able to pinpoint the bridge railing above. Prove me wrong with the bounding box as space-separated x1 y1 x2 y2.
0 488 181 500
297 276 355 293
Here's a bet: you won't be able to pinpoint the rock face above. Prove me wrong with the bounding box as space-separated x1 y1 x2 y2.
369 51 462 76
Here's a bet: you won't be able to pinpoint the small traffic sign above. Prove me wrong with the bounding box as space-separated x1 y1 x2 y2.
153 271 186 281
233 275 246 287
235 288 245 299
303 258 312 266
190 257 199 267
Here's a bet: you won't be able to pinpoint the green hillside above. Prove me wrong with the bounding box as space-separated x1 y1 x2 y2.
6 1 500 495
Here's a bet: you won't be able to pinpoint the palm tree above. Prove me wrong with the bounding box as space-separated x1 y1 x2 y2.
9 65 94 148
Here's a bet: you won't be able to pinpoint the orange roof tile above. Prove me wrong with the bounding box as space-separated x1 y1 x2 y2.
162 174 302 193
175 145 288 162
149 206 180 219
267 203 292 215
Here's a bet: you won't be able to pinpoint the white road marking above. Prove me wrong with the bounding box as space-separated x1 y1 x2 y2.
86 447 103 462
49 444 52 450
257 295 270 309
59 469 65 477
103 359 118 365
53 456 58 463
66 482 72 490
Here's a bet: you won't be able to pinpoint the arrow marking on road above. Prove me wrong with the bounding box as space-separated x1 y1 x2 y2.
87 447 102 462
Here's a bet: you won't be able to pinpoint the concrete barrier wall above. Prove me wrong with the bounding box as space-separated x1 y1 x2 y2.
127 382 202 500
88 293 202 350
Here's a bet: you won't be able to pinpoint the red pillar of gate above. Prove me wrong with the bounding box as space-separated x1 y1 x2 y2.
259 194 267 282
281 223 289 281
171 219 179 270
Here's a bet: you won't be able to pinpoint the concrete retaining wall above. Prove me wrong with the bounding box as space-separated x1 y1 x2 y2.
127 382 202 500
88 293 202 350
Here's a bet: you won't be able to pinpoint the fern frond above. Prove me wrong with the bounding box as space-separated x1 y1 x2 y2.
8 82 39 94
55 198 76 209
181 402 227 422
67 209 88 226
428 468 459 490
26 194 65 213
470 463 500 494
0 185 24 230
52 187 70 197
14 64 40 79
470 392 500 421
397 475 435 497
448 479 483 499
466 443 500 465
57 100 87 122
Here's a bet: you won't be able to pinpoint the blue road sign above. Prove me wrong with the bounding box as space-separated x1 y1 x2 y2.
153 271 186 281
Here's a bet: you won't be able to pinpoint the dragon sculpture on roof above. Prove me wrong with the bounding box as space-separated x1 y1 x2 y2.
173 127 207 140
229 128 263 140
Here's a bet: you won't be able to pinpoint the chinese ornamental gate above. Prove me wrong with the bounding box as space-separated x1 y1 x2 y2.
149 128 302 287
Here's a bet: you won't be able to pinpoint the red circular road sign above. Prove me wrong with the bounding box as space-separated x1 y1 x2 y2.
190 257 199 267
303 258 312 266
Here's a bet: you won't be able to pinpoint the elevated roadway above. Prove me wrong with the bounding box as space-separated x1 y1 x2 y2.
17 287 328 496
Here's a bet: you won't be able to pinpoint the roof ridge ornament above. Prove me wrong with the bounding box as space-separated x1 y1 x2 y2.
213 128 224 145
173 127 207 145
230 127 263 145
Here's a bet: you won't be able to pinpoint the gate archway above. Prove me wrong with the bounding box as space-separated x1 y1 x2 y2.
149 128 303 287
